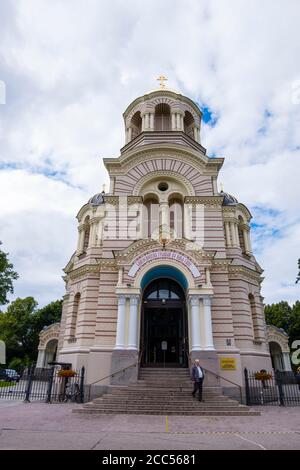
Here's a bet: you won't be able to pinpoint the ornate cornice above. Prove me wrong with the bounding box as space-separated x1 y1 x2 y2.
133 170 195 196
113 238 214 268
184 196 224 207
65 263 102 281
228 265 263 283
104 147 224 177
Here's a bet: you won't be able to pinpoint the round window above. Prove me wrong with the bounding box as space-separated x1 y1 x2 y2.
158 182 169 192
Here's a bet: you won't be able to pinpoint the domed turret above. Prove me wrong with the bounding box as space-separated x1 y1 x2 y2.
88 192 105 207
220 190 238 206
123 77 202 146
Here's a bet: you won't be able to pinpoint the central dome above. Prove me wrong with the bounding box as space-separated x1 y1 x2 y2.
123 88 202 146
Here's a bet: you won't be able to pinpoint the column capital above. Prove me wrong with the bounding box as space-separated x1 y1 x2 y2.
118 294 127 305
129 295 140 305
201 296 212 307
189 295 200 306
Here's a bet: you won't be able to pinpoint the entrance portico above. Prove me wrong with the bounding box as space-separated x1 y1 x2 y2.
57 84 273 391
111 256 218 383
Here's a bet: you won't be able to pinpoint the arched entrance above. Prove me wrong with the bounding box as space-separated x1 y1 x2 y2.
269 341 284 371
140 277 188 368
43 339 58 367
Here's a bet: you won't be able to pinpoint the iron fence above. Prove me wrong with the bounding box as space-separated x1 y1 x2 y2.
244 368 300 406
0 365 85 403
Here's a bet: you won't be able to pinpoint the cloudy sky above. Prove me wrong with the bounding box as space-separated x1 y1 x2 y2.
0 0 299 307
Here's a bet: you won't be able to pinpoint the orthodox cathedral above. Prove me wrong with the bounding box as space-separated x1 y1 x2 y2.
37 79 281 391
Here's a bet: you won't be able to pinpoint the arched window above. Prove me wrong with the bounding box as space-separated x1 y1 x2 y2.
238 216 246 253
154 104 171 131
83 216 90 252
144 195 159 238
144 279 183 300
249 294 259 341
72 293 81 337
184 111 195 139
130 111 142 139
169 195 184 239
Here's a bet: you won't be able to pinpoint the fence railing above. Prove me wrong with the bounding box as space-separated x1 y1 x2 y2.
244 369 300 406
0 365 85 403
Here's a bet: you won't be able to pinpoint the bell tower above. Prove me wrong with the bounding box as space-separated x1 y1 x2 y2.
123 77 202 146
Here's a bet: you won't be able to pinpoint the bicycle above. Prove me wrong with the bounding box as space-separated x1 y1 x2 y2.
58 382 81 403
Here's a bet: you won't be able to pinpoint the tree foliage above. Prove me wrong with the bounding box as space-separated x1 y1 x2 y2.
0 241 19 306
0 297 62 366
265 300 300 345
296 258 300 284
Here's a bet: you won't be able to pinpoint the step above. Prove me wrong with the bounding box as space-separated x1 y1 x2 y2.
84 402 248 410
110 390 226 396
74 409 260 416
93 398 237 406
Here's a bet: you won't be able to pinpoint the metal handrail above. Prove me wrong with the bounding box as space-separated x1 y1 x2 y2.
88 348 144 388
202 366 243 403
185 351 243 403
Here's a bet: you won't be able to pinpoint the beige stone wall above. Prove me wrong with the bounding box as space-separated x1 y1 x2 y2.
57 90 271 386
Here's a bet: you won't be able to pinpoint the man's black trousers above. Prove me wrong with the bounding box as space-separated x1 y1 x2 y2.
192 379 203 400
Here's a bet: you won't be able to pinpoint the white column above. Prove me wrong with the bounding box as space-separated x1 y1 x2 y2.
282 352 292 371
189 296 201 351
89 221 97 247
114 295 127 349
118 267 124 286
171 112 176 130
205 267 212 286
247 230 252 254
150 113 154 130
230 222 238 247
225 222 231 247
193 126 200 142
128 296 139 350
234 224 239 248
193 126 198 140
242 227 252 254
202 296 215 350
212 177 218 195
77 228 84 254
176 113 181 130
36 349 46 368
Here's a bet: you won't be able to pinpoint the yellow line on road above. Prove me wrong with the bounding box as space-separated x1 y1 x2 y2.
165 415 169 433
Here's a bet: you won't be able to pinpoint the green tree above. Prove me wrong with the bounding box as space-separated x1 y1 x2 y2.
265 301 300 345
0 241 19 305
32 299 62 335
0 297 62 366
296 258 300 284
0 297 38 364
289 300 300 344
265 301 292 333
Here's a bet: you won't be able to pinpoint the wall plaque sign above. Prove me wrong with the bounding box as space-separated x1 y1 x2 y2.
128 250 201 278
220 357 237 371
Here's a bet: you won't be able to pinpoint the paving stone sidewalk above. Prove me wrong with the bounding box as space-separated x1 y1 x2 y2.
0 401 299 450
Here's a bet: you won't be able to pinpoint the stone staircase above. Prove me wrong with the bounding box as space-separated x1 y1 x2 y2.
74 368 259 416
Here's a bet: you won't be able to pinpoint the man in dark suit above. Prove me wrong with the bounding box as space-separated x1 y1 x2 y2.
191 359 205 402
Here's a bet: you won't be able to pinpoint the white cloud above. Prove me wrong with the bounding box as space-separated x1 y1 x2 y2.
0 0 299 306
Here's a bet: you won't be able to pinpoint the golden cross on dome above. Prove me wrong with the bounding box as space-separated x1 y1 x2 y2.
156 75 168 89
